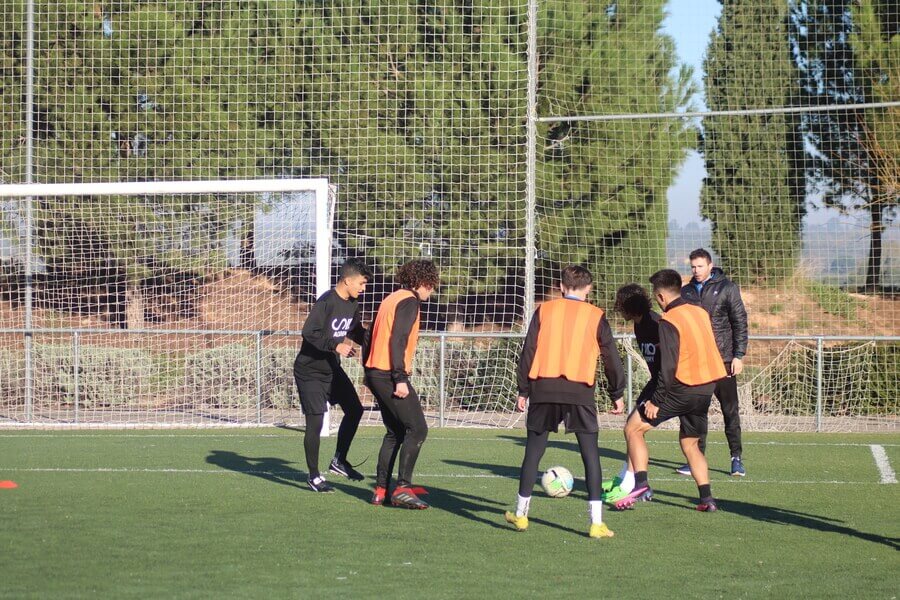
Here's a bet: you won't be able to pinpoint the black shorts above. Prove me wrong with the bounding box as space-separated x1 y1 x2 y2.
526 403 598 434
294 368 359 416
637 392 712 438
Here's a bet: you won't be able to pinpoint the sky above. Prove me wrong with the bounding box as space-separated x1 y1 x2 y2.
661 0 721 227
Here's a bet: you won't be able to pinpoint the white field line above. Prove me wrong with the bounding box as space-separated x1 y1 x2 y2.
869 445 897 484
0 466 886 485
0 433 896 447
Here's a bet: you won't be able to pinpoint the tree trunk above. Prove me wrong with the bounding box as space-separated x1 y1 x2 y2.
239 228 256 272
864 203 883 292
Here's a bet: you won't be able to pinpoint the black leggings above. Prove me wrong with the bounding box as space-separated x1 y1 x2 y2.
300 370 364 478
700 372 742 457
518 429 603 501
367 372 428 489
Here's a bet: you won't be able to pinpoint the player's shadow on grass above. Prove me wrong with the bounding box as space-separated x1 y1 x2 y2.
651 489 900 551
322 475 531 533
206 450 305 489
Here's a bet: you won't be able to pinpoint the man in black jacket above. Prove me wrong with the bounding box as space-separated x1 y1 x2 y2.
678 249 748 477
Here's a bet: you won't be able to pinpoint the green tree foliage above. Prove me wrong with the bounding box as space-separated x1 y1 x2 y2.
850 0 898 290
0 1 694 317
702 0 803 284
535 0 696 301
789 0 898 290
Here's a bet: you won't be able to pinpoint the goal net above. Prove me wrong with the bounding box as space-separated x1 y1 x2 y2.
0 179 333 427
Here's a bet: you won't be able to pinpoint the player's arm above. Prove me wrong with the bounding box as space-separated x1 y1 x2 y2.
301 297 340 353
727 284 749 371
388 297 419 389
346 305 367 346
597 315 626 413
648 320 679 415
515 311 540 410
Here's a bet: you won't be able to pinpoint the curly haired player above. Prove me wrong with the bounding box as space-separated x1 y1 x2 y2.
365 260 440 509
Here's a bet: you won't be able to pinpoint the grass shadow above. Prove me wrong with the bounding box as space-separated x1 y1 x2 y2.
206 450 305 489
651 489 900 551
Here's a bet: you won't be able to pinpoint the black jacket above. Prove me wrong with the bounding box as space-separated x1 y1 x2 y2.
681 267 748 363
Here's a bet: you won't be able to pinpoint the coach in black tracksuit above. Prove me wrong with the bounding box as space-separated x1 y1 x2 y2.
681 249 748 476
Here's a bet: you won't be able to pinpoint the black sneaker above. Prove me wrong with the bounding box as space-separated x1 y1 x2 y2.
329 458 365 481
307 476 335 493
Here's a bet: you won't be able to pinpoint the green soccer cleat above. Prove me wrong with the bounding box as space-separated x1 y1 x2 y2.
504 511 529 532
601 485 629 504
589 523 615 539
601 476 623 493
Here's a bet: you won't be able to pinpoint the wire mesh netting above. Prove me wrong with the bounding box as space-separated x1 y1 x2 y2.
0 1 896 430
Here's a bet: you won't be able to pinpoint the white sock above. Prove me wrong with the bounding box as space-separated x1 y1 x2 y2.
516 494 531 517
621 470 635 493
617 461 629 480
589 500 603 525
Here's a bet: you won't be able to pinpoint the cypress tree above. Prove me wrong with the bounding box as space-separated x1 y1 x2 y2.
702 0 803 285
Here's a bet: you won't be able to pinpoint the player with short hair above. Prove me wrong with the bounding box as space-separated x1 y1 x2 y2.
365 259 440 509
601 283 660 504
504 265 626 539
294 258 373 493
615 269 727 512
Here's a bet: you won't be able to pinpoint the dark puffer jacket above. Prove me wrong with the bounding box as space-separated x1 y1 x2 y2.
680 267 748 363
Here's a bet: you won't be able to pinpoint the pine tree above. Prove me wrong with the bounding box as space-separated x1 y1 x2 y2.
535 0 696 301
789 0 897 290
850 0 898 290
1 1 695 319
702 0 803 284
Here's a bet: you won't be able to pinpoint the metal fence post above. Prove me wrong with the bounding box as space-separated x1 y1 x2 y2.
439 335 446 428
626 351 633 413
523 0 538 323
73 332 80 424
816 337 824 432
256 332 263 425
24 0 35 423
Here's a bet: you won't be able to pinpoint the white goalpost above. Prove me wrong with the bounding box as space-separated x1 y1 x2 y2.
0 178 334 429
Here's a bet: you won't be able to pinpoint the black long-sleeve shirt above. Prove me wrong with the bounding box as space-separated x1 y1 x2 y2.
634 310 662 382
516 305 626 406
295 289 366 379
649 298 716 407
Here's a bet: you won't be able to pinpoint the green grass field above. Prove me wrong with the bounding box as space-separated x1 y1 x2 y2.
2 428 898 599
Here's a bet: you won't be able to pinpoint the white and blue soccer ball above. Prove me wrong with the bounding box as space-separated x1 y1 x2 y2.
541 466 574 498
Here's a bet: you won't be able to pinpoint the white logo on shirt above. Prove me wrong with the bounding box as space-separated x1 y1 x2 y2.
640 342 657 363
332 317 353 338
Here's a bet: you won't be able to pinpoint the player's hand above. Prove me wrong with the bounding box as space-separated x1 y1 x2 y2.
394 382 410 398
644 401 659 419
335 342 356 358
610 398 625 415
730 357 744 376
515 395 528 412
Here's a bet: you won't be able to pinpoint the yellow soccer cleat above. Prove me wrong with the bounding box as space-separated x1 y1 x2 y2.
504 511 529 532
588 522 615 539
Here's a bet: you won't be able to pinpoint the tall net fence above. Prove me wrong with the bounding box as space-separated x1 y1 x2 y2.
0 0 896 430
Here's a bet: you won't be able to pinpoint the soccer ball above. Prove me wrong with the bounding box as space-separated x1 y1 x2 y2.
541 466 574 498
